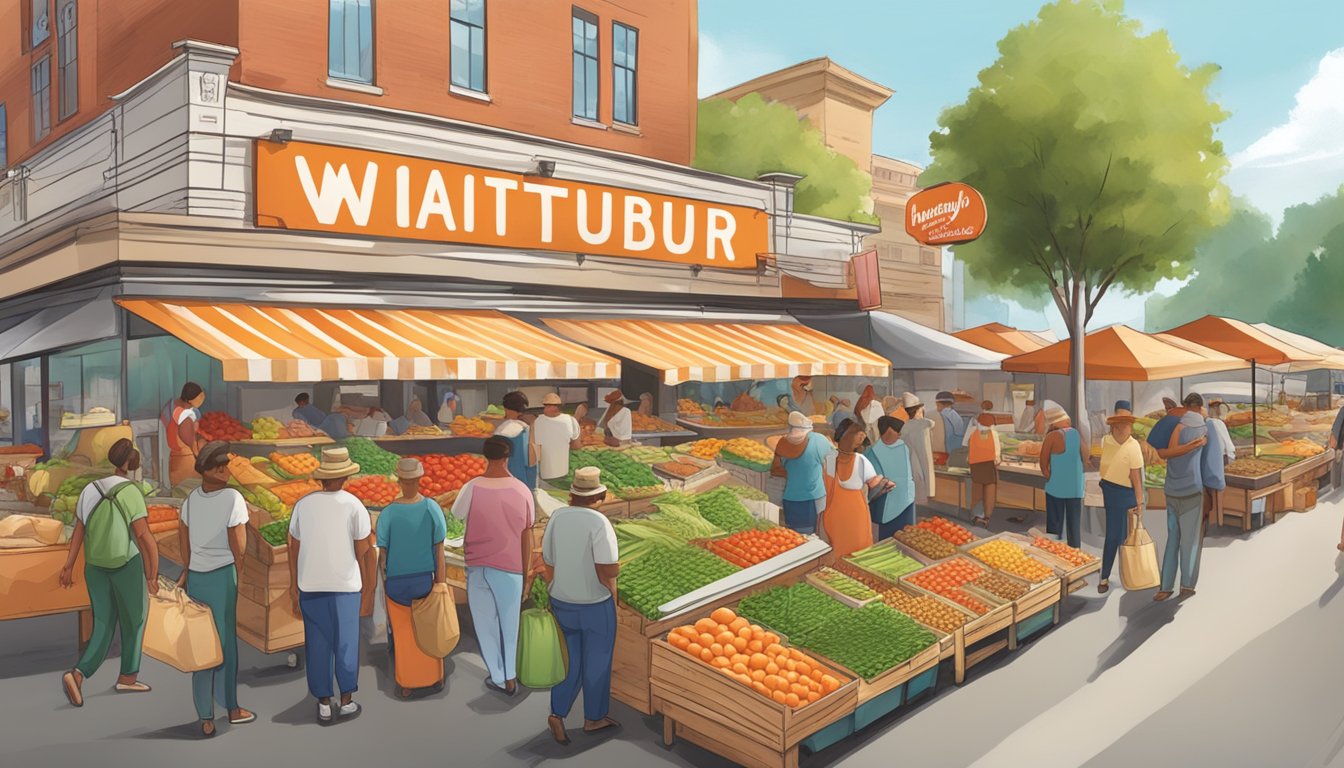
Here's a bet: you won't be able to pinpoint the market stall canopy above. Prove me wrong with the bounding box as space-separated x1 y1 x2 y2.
541 317 890 385
1250 323 1344 371
952 322 1055 356
116 299 619 382
798 312 1006 371
1162 316 1323 368
0 295 118 362
1000 325 1248 381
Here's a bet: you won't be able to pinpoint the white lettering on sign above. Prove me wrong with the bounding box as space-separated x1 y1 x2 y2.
706 208 737 262
663 201 694 256
909 189 972 227
484 176 518 237
523 182 570 244
577 189 612 245
294 156 378 227
416 169 457 231
624 195 654 251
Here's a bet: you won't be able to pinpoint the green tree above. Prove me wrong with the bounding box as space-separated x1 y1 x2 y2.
1268 222 1344 345
924 0 1229 436
695 93 877 224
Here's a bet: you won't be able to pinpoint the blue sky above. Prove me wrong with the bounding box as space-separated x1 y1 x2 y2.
698 0 1344 332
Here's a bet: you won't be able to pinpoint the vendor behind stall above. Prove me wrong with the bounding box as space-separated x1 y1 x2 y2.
788 376 817 416
535 394 582 482
935 391 967 466
599 390 632 447
163 382 206 488
292 392 350 440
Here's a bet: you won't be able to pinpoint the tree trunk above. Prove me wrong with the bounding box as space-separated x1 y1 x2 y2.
1068 279 1090 450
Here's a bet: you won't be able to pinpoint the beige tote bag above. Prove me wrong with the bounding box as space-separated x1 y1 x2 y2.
411 582 461 657
143 578 223 672
1119 509 1160 591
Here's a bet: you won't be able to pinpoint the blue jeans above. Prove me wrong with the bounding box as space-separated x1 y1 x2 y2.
1099 481 1138 581
1160 493 1204 592
466 566 524 686
782 498 822 534
550 597 616 722
875 503 915 540
1046 494 1082 548
299 591 361 700
185 564 239 720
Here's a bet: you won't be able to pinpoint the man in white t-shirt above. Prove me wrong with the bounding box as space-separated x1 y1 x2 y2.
287 446 374 724
541 466 620 745
534 393 582 482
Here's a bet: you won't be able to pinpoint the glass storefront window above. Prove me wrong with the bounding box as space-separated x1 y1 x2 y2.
47 339 122 454
0 363 10 444
12 359 43 450
126 335 225 484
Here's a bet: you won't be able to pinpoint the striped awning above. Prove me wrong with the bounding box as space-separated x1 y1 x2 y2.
117 299 619 382
542 317 890 385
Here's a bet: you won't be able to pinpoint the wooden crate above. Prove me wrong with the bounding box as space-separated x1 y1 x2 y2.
236 592 303 653
1294 485 1317 512
811 639 941 707
900 558 1014 684
1279 451 1332 484
998 530 1101 595
650 639 859 768
804 567 883 609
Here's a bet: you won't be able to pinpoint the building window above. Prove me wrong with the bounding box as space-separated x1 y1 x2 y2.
612 22 637 125
0 104 7 170
921 248 938 267
450 0 486 93
328 0 374 84
571 8 598 121
56 0 76 120
31 57 51 141
31 0 51 49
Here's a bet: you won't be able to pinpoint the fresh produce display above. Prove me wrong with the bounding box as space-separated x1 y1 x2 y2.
621 445 672 464
147 504 180 534
614 484 668 500
240 484 286 518
344 437 400 476
562 449 660 490
1144 464 1167 487
408 453 486 497
197 412 251 442
56 473 104 499
693 487 756 533
875 587 968 634
1259 438 1324 458
647 494 724 539
444 513 465 540
1225 457 1286 477
682 438 727 460
892 525 959 560
614 519 689 563
811 567 879 601
666 607 845 708
344 475 400 508
724 484 769 502
33 457 73 471
285 420 323 438
677 398 706 416
270 479 321 507
967 540 1056 583
251 416 284 440
973 572 1028 601
737 584 852 640
227 455 277 487
720 438 775 467
448 415 494 437
1031 537 1098 567
907 559 994 615
706 527 806 568
730 392 766 412
482 404 506 418
403 424 444 436
258 519 289 547
269 451 320 478
915 516 976 546
654 459 705 478
618 543 740 618
798 603 937 680
632 413 681 433
846 542 924 580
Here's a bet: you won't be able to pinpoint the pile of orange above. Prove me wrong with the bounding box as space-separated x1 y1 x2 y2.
916 516 976 546
408 453 486 497
1031 536 1096 567
706 527 806 568
907 558 993 615
345 475 399 508
667 607 843 709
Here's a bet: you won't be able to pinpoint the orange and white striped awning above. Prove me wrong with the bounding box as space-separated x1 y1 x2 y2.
117 299 619 382
542 317 890 385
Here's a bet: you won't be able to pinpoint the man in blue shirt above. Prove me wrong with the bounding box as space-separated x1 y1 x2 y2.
935 391 966 457
1151 393 1208 602
292 393 349 440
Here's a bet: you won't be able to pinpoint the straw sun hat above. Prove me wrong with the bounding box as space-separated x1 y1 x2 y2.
570 466 607 497
312 446 361 479
1106 400 1137 426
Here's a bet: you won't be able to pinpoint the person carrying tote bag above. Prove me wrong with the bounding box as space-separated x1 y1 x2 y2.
1119 508 1161 591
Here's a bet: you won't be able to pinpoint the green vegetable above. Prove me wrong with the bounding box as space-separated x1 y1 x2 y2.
847 542 923 580
738 584 851 640
614 519 686 563
34 458 72 471
645 499 723 540
724 485 769 502
55 473 106 499
796 603 936 680
618 543 740 619
692 487 755 533
814 567 880 600
259 520 289 547
529 576 550 611
621 445 672 464
342 437 399 477
561 448 660 491
444 514 466 540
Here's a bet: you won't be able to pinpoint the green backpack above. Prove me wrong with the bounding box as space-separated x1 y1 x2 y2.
84 480 138 569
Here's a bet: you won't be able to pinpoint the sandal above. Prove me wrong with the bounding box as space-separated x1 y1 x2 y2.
972 516 991 527
114 681 151 693
1097 580 1109 594
1179 588 1196 599
1153 591 1172 602
548 715 571 746
61 671 83 708
228 708 256 725
200 720 216 738
583 716 620 734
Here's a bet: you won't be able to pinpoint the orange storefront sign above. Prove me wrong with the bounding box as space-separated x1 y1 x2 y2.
254 140 768 269
905 182 988 246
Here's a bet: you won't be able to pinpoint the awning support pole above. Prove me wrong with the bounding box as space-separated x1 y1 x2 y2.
1251 359 1258 455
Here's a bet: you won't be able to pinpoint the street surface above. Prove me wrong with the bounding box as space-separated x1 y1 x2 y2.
4 492 1344 768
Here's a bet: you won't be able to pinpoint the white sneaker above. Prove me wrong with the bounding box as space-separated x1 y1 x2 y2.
317 702 333 723
338 701 361 719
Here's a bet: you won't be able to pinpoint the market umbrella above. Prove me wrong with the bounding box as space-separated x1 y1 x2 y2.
952 322 1055 356
1250 323 1344 372
999 325 1247 381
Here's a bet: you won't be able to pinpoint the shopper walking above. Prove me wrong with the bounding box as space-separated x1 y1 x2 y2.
771 411 835 534
967 412 1002 527
901 394 936 505
288 447 374 723
1333 405 1344 550
1151 393 1209 601
495 392 539 489
1206 400 1236 465
534 393 582 483
377 458 448 698
452 437 535 697
821 419 892 559
541 466 620 745
163 382 206 488
176 441 255 735
1097 402 1145 594
865 416 914 539
934 391 966 466
1198 397 1227 534
59 439 160 707
1040 408 1086 548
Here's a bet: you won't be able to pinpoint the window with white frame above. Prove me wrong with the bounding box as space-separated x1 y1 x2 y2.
450 0 486 93
328 0 375 84
612 22 637 125
571 8 598 121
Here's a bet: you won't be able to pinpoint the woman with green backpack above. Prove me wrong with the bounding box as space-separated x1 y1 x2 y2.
58 439 160 707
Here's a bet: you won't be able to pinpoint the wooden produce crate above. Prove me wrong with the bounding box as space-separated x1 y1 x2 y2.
1221 483 1281 532
613 552 827 715
991 530 1100 596
236 591 303 653
804 567 883 609
809 638 941 709
885 534 956 567
1225 466 1283 490
960 533 1062 586
1279 450 1332 485
239 554 292 605
650 639 859 768
1295 485 1317 513
901 557 1015 684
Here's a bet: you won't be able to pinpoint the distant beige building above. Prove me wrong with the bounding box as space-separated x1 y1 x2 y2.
712 58 945 329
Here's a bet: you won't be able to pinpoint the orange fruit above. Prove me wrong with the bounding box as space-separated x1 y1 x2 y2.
785 693 800 708
765 662 780 676
791 683 810 697
764 674 784 691
750 670 766 682
687 643 703 657
821 675 840 692
747 640 764 654
699 648 713 663
711 656 731 669
772 690 788 705
749 653 769 670
766 643 785 656
752 681 769 695
699 633 715 648
731 654 750 667
728 617 749 633
710 607 736 625
731 637 749 653
694 618 717 634
716 631 737 646
732 662 749 676
795 662 811 677
737 626 753 641
710 643 725 658
806 691 820 703
785 671 799 684
669 635 689 650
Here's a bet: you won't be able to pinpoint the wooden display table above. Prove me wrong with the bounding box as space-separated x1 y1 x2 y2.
0 543 93 649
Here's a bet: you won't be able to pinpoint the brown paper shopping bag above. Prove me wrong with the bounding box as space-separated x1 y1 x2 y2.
1119 509 1160 591
411 582 460 657
143 578 223 672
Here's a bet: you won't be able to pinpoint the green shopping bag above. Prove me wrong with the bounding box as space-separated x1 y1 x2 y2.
517 577 567 689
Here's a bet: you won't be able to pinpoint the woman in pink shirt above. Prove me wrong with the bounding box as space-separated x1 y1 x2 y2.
451 436 535 696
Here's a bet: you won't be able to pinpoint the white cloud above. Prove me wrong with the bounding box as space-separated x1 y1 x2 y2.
698 34 791 98
1227 48 1344 223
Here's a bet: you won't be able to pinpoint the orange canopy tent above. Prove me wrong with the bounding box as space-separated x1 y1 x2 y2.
1000 325 1247 381
952 322 1054 356
1162 316 1323 367
1250 323 1344 371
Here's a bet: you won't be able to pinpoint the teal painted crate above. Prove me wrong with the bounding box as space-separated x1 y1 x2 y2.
800 713 855 753
852 683 905 731
905 666 938 701
1016 607 1055 642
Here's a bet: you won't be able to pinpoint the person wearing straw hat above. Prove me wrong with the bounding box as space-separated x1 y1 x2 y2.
176 440 255 736
540 466 620 745
1098 402 1146 593
598 389 633 447
377 457 448 698
900 393 936 505
1040 408 1086 547
771 411 836 535
288 446 374 724
535 393 582 482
